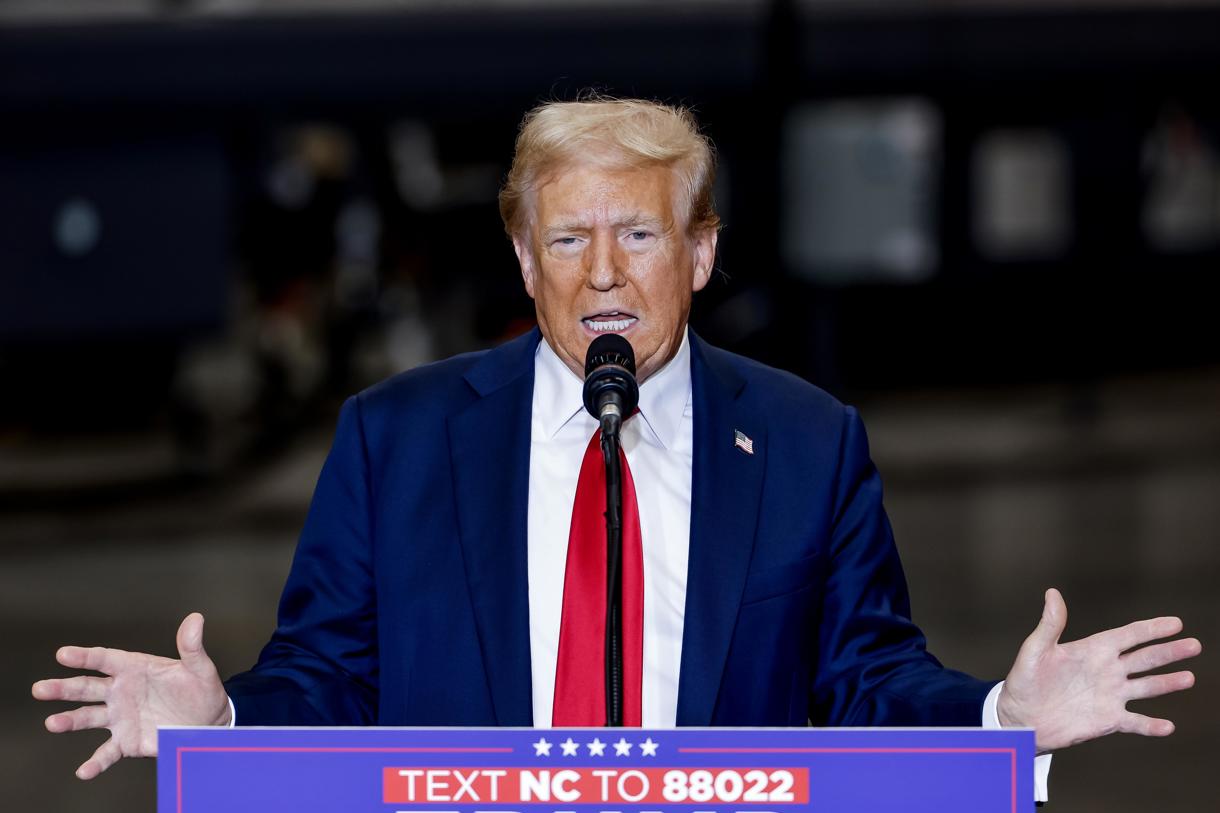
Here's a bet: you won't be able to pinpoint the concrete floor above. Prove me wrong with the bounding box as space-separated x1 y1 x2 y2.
3 370 1217 811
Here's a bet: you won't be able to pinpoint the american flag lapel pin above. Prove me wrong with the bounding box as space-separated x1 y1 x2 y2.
734 429 755 455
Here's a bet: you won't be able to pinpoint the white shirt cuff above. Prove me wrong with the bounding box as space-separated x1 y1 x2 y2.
227 696 237 728
983 681 1051 803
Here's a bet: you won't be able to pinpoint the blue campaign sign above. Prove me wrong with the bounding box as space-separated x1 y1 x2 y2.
158 727 1033 813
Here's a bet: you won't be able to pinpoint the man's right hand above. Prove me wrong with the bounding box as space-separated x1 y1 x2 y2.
31 612 231 779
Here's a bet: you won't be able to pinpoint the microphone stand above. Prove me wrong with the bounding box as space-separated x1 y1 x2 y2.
583 334 637 729
601 424 625 728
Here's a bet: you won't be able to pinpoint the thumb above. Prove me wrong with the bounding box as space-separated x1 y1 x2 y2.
1026 588 1067 653
176 612 213 673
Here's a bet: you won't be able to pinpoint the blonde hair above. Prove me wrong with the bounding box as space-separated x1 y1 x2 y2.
498 97 720 238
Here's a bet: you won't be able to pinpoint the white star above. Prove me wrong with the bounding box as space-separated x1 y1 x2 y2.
587 737 607 756
532 737 552 756
559 737 579 756
613 737 633 756
639 737 659 757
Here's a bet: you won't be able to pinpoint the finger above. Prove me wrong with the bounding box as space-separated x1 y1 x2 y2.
55 646 125 675
1104 616 1184 653
32 676 110 703
1025 587 1068 654
176 612 214 677
1128 670 1195 701
76 737 123 781
1122 638 1203 675
45 704 109 734
1118 711 1175 738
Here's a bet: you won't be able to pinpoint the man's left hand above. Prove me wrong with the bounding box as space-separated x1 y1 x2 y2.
997 588 1201 752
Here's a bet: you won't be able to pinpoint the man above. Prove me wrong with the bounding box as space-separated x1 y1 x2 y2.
33 99 1200 798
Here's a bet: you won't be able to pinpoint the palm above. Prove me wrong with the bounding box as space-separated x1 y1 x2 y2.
108 650 226 757
32 613 230 779
998 589 1200 752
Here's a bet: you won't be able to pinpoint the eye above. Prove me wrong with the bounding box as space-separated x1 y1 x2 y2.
628 231 651 241
549 236 584 253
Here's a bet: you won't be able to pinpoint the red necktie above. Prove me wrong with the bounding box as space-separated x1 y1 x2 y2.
552 428 644 726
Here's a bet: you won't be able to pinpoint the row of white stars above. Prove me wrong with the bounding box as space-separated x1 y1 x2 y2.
533 736 658 757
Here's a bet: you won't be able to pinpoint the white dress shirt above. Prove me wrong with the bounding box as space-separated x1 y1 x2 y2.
528 330 694 727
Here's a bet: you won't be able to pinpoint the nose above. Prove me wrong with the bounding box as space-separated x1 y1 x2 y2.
586 231 626 291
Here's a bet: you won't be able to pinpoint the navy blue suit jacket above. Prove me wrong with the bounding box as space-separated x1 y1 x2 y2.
225 328 993 727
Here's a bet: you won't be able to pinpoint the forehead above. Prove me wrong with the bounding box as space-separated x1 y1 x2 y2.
532 162 681 228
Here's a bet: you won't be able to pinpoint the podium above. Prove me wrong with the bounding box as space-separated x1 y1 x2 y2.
158 727 1034 813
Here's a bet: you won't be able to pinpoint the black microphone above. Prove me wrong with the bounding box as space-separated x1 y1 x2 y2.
583 334 639 440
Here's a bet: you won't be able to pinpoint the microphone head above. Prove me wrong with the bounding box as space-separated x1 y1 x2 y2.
584 333 636 377
582 334 640 426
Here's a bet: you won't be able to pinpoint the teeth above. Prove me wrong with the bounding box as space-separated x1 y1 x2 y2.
585 317 635 332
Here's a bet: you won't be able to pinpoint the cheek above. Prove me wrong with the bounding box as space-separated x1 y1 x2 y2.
535 270 586 322
644 265 693 313
534 263 572 298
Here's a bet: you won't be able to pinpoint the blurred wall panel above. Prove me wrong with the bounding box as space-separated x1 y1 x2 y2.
0 135 228 341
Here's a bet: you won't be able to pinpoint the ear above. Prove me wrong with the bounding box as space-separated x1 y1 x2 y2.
512 234 538 300
690 226 718 293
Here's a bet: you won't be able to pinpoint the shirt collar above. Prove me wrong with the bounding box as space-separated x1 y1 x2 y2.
533 328 692 450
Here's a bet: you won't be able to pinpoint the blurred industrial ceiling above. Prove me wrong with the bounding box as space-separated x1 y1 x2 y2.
4 0 1220 27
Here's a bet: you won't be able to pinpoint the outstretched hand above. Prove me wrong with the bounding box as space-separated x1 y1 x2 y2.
31 613 231 779
998 588 1201 753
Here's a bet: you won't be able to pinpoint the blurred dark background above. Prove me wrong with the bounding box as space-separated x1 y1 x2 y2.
2 1 1218 810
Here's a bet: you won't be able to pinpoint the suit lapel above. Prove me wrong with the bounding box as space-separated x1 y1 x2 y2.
448 329 540 726
676 333 767 725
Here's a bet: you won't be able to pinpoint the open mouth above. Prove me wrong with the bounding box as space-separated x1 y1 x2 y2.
582 312 638 333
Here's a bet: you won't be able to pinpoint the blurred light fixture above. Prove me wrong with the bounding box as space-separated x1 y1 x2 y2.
334 197 382 309
389 122 445 210
388 120 502 212
265 125 354 209
266 157 315 210
1142 106 1220 253
782 97 941 285
972 129 1072 261
52 196 102 258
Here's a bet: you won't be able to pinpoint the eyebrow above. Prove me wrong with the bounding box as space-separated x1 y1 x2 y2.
541 213 666 239
541 221 588 240
617 214 666 231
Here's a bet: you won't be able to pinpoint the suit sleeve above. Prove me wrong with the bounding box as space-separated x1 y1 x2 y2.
224 395 379 725
808 406 995 726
